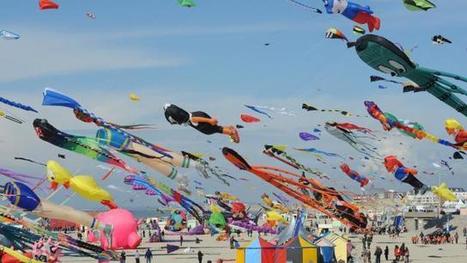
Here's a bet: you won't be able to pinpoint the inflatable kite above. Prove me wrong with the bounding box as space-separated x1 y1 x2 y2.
364 101 465 151
324 0 380 32
445 119 466 148
339 163 369 187
178 0 195 7
353 25 365 35
42 88 172 159
383 156 429 194
46 160 117 209
325 28 348 42
432 35 451 45
0 96 38 113
240 114 260 123
0 30 20 40
39 0 59 10
223 147 368 229
325 122 381 159
164 104 240 143
32 119 135 173
350 34 467 116
431 183 457 202
403 0 436 11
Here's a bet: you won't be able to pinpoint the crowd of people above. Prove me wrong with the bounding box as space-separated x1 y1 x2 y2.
411 231 460 245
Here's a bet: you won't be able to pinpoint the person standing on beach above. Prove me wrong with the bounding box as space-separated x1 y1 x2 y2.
362 234 367 250
180 235 184 246
454 232 459 244
198 250 204 263
144 248 153 263
135 249 140 263
384 246 389 261
374 246 382 263
120 251 126 263
347 240 355 262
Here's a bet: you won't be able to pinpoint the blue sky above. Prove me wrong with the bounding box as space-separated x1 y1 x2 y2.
0 1 466 210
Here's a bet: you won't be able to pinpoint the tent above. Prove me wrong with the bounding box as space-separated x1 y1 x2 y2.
322 233 348 263
314 237 335 263
236 237 285 263
236 236 318 263
284 236 318 263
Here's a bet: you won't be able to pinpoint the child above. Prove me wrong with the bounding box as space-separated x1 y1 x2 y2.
164 104 239 143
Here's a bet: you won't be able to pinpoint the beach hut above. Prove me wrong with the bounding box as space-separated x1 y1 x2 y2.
283 236 318 263
322 232 348 263
236 237 285 263
314 237 335 263
236 236 318 263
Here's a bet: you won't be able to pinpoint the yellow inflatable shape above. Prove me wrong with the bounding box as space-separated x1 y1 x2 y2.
432 183 457 202
129 93 140 101
46 160 117 209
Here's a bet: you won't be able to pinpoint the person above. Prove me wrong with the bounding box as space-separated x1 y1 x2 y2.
455 232 459 244
394 245 399 261
374 246 382 263
362 234 367 250
163 104 240 143
120 251 126 263
463 227 467 237
142 230 146 238
198 250 204 263
180 234 184 246
367 234 373 249
347 240 355 262
384 246 389 261
135 249 140 263
404 247 409 263
144 248 153 263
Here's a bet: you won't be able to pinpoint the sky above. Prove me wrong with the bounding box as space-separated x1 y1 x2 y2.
0 0 466 211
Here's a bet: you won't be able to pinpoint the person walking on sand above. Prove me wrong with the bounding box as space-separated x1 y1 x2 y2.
455 232 459 244
384 246 389 261
144 248 153 263
180 235 184 246
198 250 204 263
347 240 355 262
135 249 140 263
120 251 126 263
404 247 410 263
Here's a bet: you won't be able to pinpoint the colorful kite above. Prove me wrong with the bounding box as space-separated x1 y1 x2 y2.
352 25 365 35
39 0 59 10
339 163 369 187
302 103 367 117
402 0 436 11
431 183 457 202
294 147 344 159
383 156 429 194
350 34 467 116
32 119 136 173
178 0 196 7
244 105 272 118
325 28 348 42
0 96 38 113
324 0 381 32
299 132 320 141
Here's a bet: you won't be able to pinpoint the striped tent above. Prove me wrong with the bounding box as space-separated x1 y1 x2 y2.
236 236 318 263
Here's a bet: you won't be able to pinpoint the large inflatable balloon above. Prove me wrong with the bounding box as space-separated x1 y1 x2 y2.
87 209 141 250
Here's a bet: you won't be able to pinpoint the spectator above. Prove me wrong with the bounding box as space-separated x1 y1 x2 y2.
404 247 410 263
367 234 373 249
362 234 367 250
120 251 126 263
347 240 355 262
374 246 382 263
198 250 204 263
180 235 184 246
394 245 400 261
135 249 140 263
144 248 153 263
384 246 389 261
455 232 459 244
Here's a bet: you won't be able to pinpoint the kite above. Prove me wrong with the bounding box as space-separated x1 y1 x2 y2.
350 34 467 116
14 157 46 166
402 0 436 11
325 28 348 42
445 119 466 148
0 96 38 113
0 168 43 186
384 112 424 139
352 25 365 35
263 145 327 179
32 119 136 173
46 160 117 209
164 103 240 143
383 156 429 194
86 11 96 19
124 174 206 223
370 75 403 85
240 114 260 123
244 105 272 118
431 183 457 202
339 163 369 187
42 88 171 159
302 103 367 117
0 30 20 40
299 132 320 141
324 0 381 32
288 0 322 14
129 93 140 102
294 147 344 159
261 193 290 213
432 35 451 45
364 101 465 150
0 110 23 124
39 0 59 10
325 122 381 159
178 0 196 7
223 147 368 229
1 181 114 244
